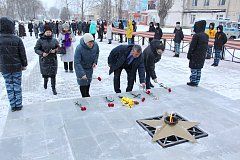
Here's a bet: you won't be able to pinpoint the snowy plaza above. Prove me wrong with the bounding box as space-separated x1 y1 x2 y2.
1 28 240 159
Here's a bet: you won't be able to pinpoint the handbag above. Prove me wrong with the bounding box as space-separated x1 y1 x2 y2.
57 42 66 55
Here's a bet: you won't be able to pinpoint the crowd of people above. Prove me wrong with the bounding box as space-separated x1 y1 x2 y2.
0 16 228 112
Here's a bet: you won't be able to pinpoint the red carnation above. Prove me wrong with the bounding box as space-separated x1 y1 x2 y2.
108 103 114 107
81 106 87 111
168 88 172 93
141 97 145 102
146 90 151 95
97 77 102 81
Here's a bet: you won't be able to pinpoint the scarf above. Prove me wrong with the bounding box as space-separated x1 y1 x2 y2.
64 33 71 48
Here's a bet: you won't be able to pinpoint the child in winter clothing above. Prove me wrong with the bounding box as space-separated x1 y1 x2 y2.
143 39 165 89
187 20 209 87
148 22 155 42
212 25 227 66
0 17 28 111
173 22 184 57
206 23 216 59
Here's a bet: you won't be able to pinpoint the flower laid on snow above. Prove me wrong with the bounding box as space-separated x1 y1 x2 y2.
108 102 114 107
120 97 139 108
97 77 102 81
146 90 151 95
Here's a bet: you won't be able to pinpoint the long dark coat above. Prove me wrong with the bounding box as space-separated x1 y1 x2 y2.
187 20 209 69
34 34 59 76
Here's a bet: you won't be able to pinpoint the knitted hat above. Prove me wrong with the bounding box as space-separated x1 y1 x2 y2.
176 22 180 24
44 25 52 33
62 23 70 30
83 33 94 43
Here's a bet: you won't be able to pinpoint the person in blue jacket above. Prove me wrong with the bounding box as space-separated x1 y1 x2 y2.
74 33 99 97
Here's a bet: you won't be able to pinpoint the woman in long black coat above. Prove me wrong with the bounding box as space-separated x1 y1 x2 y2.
34 26 59 95
18 22 26 38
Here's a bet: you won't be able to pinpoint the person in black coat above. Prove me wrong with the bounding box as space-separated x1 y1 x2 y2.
71 20 77 35
173 22 184 57
148 22 155 42
0 17 28 112
18 22 26 38
143 39 165 89
119 20 124 43
187 20 209 87
34 26 59 95
28 21 33 36
132 20 137 44
154 23 163 40
212 25 227 66
82 21 87 34
108 45 146 93
99 21 105 42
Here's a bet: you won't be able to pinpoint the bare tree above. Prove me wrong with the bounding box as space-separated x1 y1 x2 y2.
157 0 174 26
60 7 70 21
49 7 60 19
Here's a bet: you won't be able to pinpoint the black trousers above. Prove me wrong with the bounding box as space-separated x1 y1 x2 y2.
80 85 90 97
64 62 73 71
119 34 123 43
114 67 135 93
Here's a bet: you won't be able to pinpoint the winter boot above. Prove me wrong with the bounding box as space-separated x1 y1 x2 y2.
44 78 48 89
173 54 179 57
187 82 198 87
51 77 57 95
150 83 154 88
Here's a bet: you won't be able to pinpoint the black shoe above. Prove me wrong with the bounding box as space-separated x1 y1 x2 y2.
206 56 211 59
187 82 198 87
69 70 74 73
11 107 17 112
65 70 68 72
15 106 23 111
108 42 112 44
211 63 218 67
99 40 102 42
173 54 179 57
44 78 48 89
52 88 57 95
150 83 154 88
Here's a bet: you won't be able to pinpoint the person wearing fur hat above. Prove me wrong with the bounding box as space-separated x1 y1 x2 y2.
0 17 28 112
34 26 59 95
212 25 227 66
74 33 99 97
58 22 76 73
143 39 165 89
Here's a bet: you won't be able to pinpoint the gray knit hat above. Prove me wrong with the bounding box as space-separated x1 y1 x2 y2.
83 33 94 43
62 23 70 30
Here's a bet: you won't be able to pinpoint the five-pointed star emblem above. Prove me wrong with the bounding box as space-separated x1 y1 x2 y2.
139 113 199 143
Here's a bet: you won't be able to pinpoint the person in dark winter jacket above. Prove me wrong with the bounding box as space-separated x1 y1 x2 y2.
33 22 39 39
28 21 33 36
173 22 184 57
77 21 82 35
143 39 165 89
34 26 59 95
18 22 26 38
119 20 124 43
148 22 155 42
0 17 28 112
82 21 87 34
154 23 163 40
132 20 137 44
74 33 99 97
39 21 44 33
99 21 105 42
187 20 209 87
108 45 146 93
212 25 227 66
71 20 77 35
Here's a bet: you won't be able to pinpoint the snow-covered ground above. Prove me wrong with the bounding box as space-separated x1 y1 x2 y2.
1 28 240 137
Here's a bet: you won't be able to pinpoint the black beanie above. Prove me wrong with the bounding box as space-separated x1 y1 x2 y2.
176 22 180 24
44 25 52 33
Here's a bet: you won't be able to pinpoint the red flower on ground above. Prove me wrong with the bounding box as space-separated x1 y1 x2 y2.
146 90 151 94
108 103 114 107
141 97 145 102
168 88 172 93
81 106 87 111
97 77 102 81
